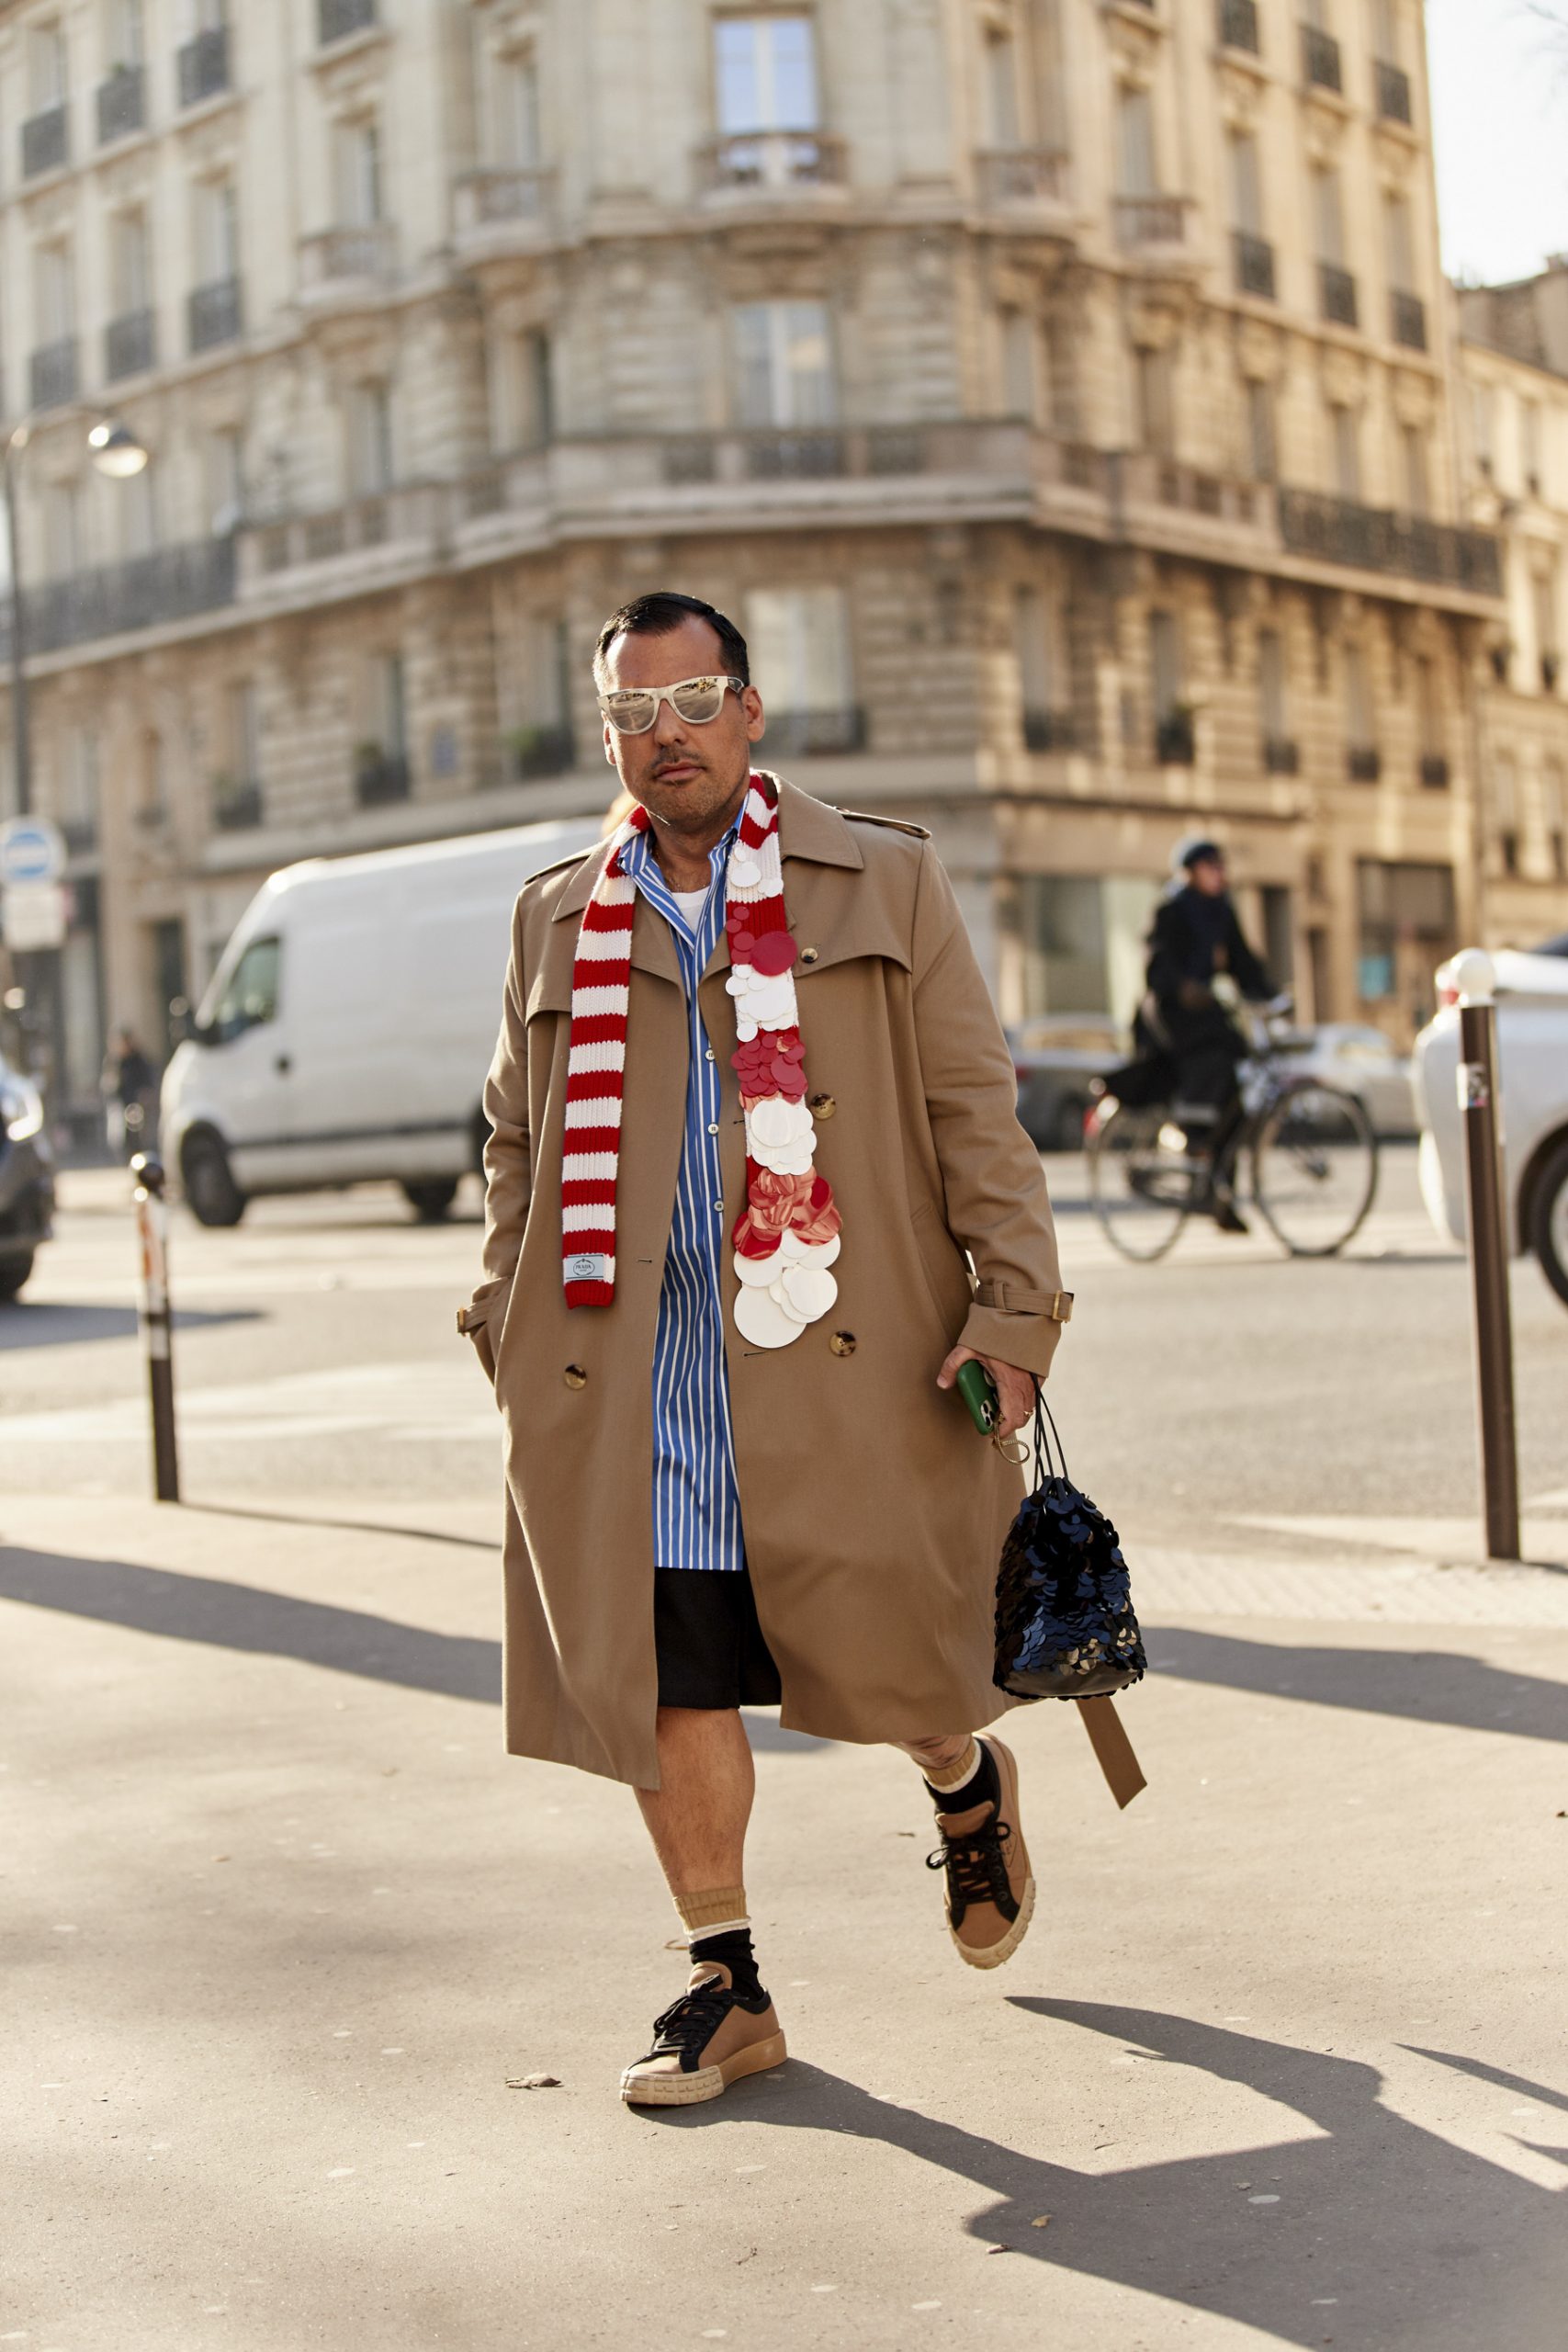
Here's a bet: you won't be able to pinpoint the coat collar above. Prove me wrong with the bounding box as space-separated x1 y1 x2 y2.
547 773 862 923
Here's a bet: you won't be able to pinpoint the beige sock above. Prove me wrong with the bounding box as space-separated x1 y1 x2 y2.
672 1884 750 1940
921 1736 981 1795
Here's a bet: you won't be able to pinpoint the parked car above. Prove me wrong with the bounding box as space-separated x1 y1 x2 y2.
0 1056 55 1301
1009 1017 1124 1151
1413 933 1568 1306
1271 1023 1418 1137
160 817 602 1226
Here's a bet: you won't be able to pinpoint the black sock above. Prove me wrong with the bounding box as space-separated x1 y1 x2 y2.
690 1927 765 2004
924 1737 1000 1815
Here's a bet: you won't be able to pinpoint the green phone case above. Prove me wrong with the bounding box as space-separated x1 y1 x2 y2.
955 1358 1000 1435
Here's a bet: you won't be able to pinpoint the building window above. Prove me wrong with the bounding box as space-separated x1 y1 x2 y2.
346 380 393 495
1014 585 1068 746
1134 346 1176 457
118 460 159 558
1356 859 1455 1004
747 586 859 754
228 680 261 788
982 26 1021 148
715 16 818 132
510 616 575 777
1344 642 1376 774
1521 400 1543 496
1258 626 1292 761
1330 404 1360 500
1493 753 1519 874
334 116 383 225
1401 423 1429 516
29 19 67 109
194 175 239 282
1247 379 1277 481
500 327 554 448
1115 85 1156 197
1472 382 1495 474
44 481 82 578
1149 609 1192 761
495 48 541 165
106 0 144 65
731 300 836 427
1000 308 1040 419
357 655 410 802
111 207 152 308
1543 762 1566 879
1533 562 1561 690
1228 129 1262 234
1312 165 1346 266
204 426 243 533
1415 654 1447 784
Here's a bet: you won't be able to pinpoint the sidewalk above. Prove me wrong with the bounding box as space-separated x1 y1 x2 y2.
4 1492 1565 2352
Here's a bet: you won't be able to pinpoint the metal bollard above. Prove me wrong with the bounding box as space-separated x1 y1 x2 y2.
1451 951 1519 1563
130 1151 180 1504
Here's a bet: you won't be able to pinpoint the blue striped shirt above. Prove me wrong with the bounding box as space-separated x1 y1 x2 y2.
622 820 746 1573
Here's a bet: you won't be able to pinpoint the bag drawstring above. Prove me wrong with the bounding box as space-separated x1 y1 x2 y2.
1029 1376 1070 1491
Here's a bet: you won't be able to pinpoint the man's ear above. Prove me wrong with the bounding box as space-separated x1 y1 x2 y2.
742 684 766 744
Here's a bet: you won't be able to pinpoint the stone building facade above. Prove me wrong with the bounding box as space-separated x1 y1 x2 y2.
0 0 1506 1132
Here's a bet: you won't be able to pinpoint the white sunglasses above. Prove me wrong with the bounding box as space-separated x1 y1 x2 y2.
598 673 746 735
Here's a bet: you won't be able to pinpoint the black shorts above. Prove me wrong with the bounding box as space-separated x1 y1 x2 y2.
654 1566 783 1710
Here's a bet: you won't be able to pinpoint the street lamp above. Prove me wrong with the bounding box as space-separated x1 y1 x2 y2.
2 411 151 1102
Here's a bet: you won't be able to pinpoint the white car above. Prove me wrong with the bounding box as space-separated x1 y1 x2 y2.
1412 933 1568 1306
1274 1023 1418 1137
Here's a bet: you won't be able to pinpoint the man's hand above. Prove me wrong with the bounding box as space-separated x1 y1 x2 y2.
936 1345 1036 1440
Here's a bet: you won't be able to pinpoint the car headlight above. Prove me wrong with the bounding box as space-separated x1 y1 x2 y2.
1 1079 44 1140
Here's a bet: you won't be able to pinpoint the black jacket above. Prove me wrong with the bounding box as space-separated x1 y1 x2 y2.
1146 885 1272 1011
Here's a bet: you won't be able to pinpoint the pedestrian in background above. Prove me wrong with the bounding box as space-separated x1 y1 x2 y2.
462 591 1070 2108
101 1026 158 1162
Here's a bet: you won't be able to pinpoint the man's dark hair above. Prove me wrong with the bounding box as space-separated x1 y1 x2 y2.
592 591 750 688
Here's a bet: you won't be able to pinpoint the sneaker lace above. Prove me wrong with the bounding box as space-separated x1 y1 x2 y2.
927 1815 1014 1907
644 1973 734 2062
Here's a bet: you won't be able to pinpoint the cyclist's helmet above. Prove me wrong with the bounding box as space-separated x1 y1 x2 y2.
1172 832 1224 875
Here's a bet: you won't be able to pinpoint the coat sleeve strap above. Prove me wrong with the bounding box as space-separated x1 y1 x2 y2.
973 1281 1074 1321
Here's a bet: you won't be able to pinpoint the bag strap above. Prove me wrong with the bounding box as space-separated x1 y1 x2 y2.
1028 1378 1071 1489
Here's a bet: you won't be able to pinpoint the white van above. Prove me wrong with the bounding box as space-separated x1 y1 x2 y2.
160 818 601 1225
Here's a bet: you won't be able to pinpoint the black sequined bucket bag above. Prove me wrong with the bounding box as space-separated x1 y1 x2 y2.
993 1386 1147 1701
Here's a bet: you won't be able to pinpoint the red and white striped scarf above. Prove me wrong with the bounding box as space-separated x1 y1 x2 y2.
562 773 840 1348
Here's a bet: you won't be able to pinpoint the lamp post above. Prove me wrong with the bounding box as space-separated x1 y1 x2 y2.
2 412 150 1106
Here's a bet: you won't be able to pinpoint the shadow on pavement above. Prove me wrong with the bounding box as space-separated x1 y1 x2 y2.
0 1303 261 1350
1147 1626 1568 1743
639 2003 1566 2349
181 1498 502 1554
0 1545 824 1752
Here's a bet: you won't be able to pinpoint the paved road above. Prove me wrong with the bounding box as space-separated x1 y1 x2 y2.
3 1158 1566 2351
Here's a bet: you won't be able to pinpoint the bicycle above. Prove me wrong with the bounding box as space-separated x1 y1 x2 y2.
1086 990 1380 1262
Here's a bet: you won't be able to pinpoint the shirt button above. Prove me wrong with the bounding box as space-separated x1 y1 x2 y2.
713 1202 723 1214
705 1047 716 1061
706 1122 719 1136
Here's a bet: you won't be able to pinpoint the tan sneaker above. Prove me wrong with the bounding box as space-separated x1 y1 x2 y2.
619 1962 786 2108
928 1736 1035 1970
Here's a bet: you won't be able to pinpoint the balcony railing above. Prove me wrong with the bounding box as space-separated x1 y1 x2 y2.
1419 753 1450 788
1318 261 1359 328
697 130 847 193
1113 194 1191 251
1375 59 1413 123
1300 22 1342 90
321 0 378 40
177 26 230 107
61 814 99 856
1278 488 1502 594
212 778 264 831
355 748 410 806
453 168 554 241
1391 289 1427 350
975 147 1072 209
21 102 69 179
1219 0 1260 53
0 537 237 662
1234 230 1276 300
1156 711 1197 766
1347 745 1382 783
28 338 79 411
299 223 394 295
106 308 156 381
1544 651 1562 693
508 724 577 781
97 63 145 142
760 707 867 758
188 275 243 353
1263 737 1300 775
1022 708 1075 752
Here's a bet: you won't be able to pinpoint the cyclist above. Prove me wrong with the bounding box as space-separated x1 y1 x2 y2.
1134 835 1276 1232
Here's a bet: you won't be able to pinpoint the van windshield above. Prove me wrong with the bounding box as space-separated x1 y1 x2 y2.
201 935 281 1044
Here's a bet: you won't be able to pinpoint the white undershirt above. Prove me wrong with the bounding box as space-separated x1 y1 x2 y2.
670 885 711 930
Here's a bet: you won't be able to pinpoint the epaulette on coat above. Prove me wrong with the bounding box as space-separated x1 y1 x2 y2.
833 808 932 840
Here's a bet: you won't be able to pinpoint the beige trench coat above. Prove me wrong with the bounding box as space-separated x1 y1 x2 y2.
460 778 1069 1790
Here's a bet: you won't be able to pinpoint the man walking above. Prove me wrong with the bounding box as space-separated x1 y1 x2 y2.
461 592 1069 2106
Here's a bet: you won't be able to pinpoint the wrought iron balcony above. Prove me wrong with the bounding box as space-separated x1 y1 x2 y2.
106 307 156 381
453 169 554 243
97 63 145 143
1234 231 1276 300
177 26 230 107
299 224 394 296
188 275 243 353
1022 708 1075 752
21 102 69 179
0 537 237 661
212 778 264 831
1263 737 1300 775
1347 745 1382 783
760 707 867 758
355 748 410 806
1113 195 1191 252
698 130 847 193
28 338 79 411
1391 289 1427 350
1219 0 1260 53
509 724 576 781
1375 59 1413 123
1318 261 1358 328
321 0 378 40
61 814 99 855
1156 711 1197 766
1419 753 1450 788
975 148 1072 209
1300 22 1342 90
1278 488 1502 595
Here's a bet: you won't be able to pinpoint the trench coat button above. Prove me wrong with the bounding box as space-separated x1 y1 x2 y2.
563 1363 588 1390
828 1330 856 1357
808 1091 836 1120
799 946 820 966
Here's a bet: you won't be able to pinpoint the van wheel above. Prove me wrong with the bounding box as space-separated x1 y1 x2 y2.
183 1132 247 1227
1528 1136 1568 1308
0 1253 34 1302
402 1179 458 1223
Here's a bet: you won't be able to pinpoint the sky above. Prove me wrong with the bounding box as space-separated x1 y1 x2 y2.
1427 0 1568 284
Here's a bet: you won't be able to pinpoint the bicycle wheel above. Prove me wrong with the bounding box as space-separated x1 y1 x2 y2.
1089 1102 1195 1261
1250 1082 1378 1258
